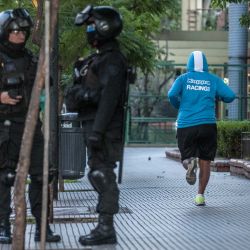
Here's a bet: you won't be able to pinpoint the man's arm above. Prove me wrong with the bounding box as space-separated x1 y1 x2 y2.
216 78 236 103
92 52 127 134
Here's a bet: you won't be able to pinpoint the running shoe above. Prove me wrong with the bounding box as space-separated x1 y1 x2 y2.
185 157 197 185
194 195 206 206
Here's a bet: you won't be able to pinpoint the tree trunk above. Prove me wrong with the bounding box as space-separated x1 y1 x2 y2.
12 0 60 249
31 0 44 46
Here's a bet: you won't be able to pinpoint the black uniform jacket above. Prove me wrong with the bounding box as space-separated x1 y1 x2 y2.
66 39 128 135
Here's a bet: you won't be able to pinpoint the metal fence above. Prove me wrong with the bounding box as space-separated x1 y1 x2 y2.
127 117 177 145
125 94 177 146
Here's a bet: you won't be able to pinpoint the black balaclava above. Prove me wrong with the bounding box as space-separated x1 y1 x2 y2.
86 23 99 47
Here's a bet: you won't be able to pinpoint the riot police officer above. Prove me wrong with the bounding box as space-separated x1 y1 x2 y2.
0 8 61 244
65 5 127 246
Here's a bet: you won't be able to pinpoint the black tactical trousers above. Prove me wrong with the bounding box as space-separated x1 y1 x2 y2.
83 120 122 215
0 120 44 221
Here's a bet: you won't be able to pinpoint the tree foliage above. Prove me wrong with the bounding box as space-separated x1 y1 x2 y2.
211 0 248 9
58 0 180 74
211 0 250 26
0 1 181 84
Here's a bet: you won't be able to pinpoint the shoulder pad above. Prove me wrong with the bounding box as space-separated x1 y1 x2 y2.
25 48 33 57
74 53 97 69
24 49 38 63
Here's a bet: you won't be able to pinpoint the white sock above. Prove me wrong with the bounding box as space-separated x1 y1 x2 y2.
196 194 204 198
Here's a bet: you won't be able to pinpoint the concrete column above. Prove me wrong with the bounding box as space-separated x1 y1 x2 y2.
228 3 248 119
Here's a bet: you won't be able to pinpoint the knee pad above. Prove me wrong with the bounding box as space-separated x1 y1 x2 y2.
88 169 109 193
0 169 16 187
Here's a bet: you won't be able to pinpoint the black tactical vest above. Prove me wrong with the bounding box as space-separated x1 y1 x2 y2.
0 51 35 116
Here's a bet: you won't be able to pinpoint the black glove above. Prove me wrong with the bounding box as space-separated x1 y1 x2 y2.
88 132 103 150
8 89 20 99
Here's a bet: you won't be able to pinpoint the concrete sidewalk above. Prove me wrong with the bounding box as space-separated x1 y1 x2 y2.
1 147 250 250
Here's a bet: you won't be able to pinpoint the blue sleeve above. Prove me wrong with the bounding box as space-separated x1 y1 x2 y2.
216 77 236 103
167 77 182 109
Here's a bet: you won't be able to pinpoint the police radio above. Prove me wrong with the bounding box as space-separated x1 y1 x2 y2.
2 61 24 99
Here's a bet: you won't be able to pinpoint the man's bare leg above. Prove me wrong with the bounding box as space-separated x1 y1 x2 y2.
198 159 211 194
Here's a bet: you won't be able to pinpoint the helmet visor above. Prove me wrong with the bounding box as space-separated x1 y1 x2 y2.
8 19 30 30
86 24 96 33
12 8 33 28
75 5 93 26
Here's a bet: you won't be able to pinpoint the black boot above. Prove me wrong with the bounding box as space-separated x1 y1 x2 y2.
0 219 12 244
34 224 61 243
79 214 117 246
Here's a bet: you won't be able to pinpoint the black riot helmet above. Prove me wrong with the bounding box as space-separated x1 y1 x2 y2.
0 8 33 48
75 5 123 45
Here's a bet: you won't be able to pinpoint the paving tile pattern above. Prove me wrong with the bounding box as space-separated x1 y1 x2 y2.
1 147 250 250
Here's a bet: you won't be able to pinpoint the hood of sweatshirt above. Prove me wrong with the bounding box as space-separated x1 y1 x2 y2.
187 51 208 72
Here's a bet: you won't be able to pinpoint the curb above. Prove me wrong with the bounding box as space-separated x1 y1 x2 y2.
165 148 250 179
229 159 250 179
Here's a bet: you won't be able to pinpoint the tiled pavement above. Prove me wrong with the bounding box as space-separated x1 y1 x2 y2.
1 147 250 250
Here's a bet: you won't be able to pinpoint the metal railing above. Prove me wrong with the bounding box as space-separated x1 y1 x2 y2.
126 117 177 146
